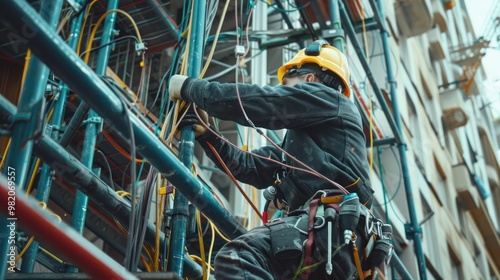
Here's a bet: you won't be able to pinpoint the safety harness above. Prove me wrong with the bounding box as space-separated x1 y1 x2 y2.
265 190 393 280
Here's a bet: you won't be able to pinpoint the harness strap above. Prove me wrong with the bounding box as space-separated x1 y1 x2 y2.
352 235 364 280
298 198 320 280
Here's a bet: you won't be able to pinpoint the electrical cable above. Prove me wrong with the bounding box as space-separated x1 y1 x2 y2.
10 202 63 269
154 178 165 271
189 255 214 272
25 106 55 194
95 149 115 190
195 1 348 193
79 35 139 58
131 167 157 271
377 147 390 223
25 159 41 195
76 0 98 55
83 9 143 65
0 138 11 169
207 219 216 279
206 142 264 221
373 147 402 207
199 0 231 79
56 9 74 35
260 0 310 13
113 89 138 271
355 1 375 183
196 210 208 280
233 55 349 193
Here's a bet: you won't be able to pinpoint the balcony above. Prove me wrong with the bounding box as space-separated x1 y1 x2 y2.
428 27 446 60
453 164 479 210
477 124 500 189
432 0 448 32
428 0 447 61
439 88 468 130
395 0 434 37
453 164 500 269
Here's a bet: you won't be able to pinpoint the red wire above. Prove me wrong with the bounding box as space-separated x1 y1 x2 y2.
206 141 264 223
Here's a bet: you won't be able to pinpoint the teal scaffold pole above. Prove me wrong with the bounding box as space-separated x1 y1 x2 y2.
67 0 120 273
168 0 206 277
21 0 87 272
0 0 63 276
374 0 427 278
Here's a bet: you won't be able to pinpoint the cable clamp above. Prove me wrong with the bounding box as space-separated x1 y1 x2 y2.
82 117 103 132
12 113 31 124
49 125 65 133
321 29 345 40
234 45 246 57
83 117 102 125
135 42 147 55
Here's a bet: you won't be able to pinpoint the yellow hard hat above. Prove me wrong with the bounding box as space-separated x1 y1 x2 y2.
277 40 351 97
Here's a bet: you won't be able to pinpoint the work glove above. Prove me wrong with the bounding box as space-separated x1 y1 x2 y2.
169 74 189 101
178 103 209 137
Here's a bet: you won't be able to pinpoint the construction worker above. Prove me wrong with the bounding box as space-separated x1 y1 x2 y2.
169 40 376 279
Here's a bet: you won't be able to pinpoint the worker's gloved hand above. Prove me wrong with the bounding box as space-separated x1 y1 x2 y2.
169 74 189 101
178 104 209 137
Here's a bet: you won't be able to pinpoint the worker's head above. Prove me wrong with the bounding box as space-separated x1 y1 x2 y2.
278 40 351 97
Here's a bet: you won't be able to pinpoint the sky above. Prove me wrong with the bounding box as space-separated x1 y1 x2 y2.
463 0 500 116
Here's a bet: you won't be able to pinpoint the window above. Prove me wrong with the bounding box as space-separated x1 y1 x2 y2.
449 243 464 280
434 154 460 226
420 192 443 277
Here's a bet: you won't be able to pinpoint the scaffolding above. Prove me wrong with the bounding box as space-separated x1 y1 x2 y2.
1 0 477 279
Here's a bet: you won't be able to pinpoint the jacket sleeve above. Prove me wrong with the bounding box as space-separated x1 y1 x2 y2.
180 78 344 130
196 128 282 188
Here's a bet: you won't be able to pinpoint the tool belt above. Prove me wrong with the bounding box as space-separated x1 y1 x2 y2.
266 190 393 280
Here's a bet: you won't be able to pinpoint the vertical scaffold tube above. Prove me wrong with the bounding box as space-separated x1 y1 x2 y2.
168 0 206 277
328 0 345 52
0 0 63 276
68 0 120 273
374 0 427 278
21 0 87 272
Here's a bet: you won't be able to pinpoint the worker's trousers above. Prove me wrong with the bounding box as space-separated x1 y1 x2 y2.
214 214 363 280
214 223 302 280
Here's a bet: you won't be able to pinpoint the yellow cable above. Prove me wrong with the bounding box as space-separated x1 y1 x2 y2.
25 107 54 194
189 255 214 272
25 159 41 195
77 0 98 55
83 9 143 64
141 255 152 272
355 1 374 179
11 236 35 267
39 247 64 263
154 176 164 271
0 138 11 169
199 0 231 78
119 192 132 198
207 221 216 276
56 9 74 35
179 0 194 76
20 50 32 90
212 222 231 243
196 211 208 280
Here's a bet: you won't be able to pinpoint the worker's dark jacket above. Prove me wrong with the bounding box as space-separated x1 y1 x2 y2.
180 78 373 210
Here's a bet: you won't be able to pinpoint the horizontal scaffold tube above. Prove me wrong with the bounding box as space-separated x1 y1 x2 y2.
0 0 246 240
